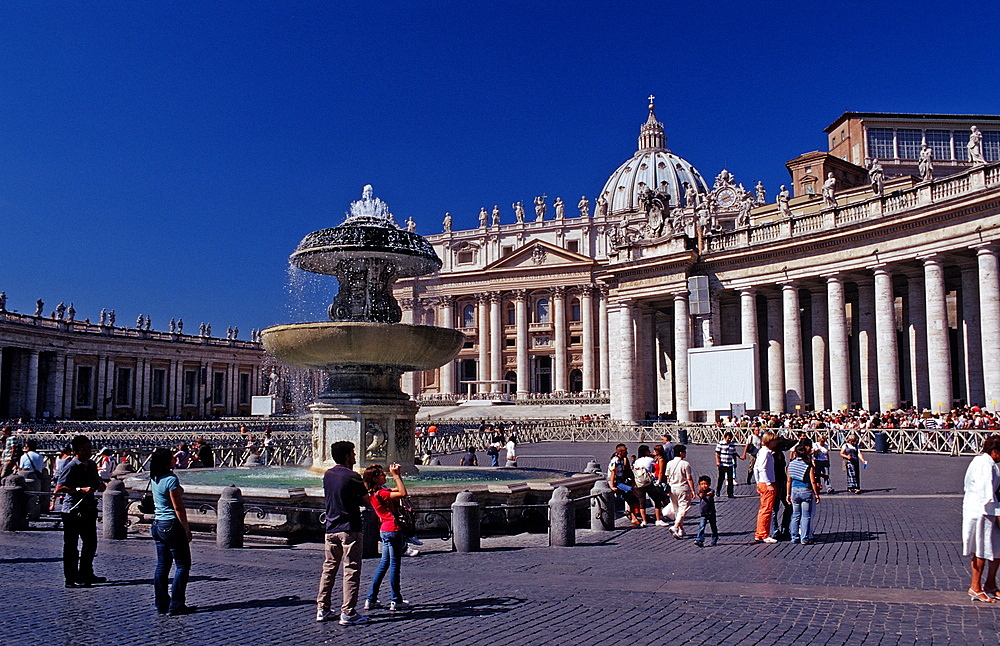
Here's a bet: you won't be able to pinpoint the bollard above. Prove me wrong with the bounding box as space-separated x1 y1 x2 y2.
584 460 601 475
216 485 244 548
548 486 575 547
19 469 43 521
362 505 380 559
0 474 29 531
102 479 128 540
590 478 615 531
451 491 480 552
112 462 136 479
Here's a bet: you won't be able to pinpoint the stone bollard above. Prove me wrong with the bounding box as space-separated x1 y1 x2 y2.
0 474 29 531
102 479 128 540
584 460 601 475
19 469 43 521
590 478 615 531
451 491 480 552
362 505 380 559
548 486 575 547
216 485 244 548
112 462 136 479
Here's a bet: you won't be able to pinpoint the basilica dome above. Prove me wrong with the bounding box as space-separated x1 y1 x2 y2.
600 100 709 214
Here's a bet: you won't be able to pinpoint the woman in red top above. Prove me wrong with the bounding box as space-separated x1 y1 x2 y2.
362 462 410 612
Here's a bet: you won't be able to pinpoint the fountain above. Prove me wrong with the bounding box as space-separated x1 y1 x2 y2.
260 186 465 473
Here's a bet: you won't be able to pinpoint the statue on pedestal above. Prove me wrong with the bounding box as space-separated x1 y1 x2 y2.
777 186 792 218
822 173 838 208
755 181 766 205
867 158 885 196
969 126 987 164
34 299 44 317
169 318 176 333
534 195 546 222
55 302 66 319
478 207 488 228
177 318 183 333
108 310 116 326
918 143 934 182
596 194 608 218
442 212 452 233
577 196 589 218
0 292 6 312
67 303 75 322
513 201 525 223
491 205 501 227
553 197 565 220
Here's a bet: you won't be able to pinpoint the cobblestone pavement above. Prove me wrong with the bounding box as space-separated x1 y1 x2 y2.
2 443 998 645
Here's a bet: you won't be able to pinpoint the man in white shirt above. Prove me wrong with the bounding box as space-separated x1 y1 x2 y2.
665 445 696 538
753 433 780 543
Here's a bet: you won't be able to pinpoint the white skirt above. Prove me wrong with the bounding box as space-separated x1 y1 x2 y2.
963 515 1000 560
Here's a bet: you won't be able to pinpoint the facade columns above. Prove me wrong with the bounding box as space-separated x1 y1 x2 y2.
552 287 567 393
872 266 900 409
399 298 416 397
25 349 40 418
489 292 503 392
438 297 456 394
924 256 953 412
514 291 529 397
616 300 637 422
810 288 829 411
580 285 596 392
960 265 985 406
476 293 490 393
598 286 610 392
740 289 758 346
907 276 930 410
856 279 877 411
827 276 851 411
977 246 1000 408
765 293 784 413
673 292 690 422
639 307 657 418
782 284 804 413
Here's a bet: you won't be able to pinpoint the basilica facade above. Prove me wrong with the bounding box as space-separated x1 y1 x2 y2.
394 102 1000 422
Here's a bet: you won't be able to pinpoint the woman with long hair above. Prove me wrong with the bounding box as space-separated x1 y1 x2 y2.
840 434 867 494
362 462 410 612
149 447 193 615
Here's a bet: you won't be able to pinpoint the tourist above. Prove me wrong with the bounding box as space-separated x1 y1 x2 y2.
632 444 668 527
963 434 1000 602
504 435 518 467
487 434 503 467
362 462 411 612
813 435 832 493
96 447 116 481
148 447 194 615
665 444 695 539
744 426 762 484
771 434 798 540
316 441 368 625
173 442 191 469
0 426 16 478
54 435 107 587
714 431 743 498
652 444 670 500
262 429 275 465
694 475 718 547
49 444 73 512
840 434 867 494
18 438 45 477
194 438 214 469
607 443 640 526
660 434 675 462
787 444 821 544
753 432 780 544
459 446 478 466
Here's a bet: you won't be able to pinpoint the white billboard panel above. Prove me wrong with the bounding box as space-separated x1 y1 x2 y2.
687 343 759 412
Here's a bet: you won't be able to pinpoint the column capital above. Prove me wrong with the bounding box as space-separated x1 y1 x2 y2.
781 281 800 291
476 292 491 304
869 263 893 276
398 298 414 310
552 285 567 299
513 289 529 302
437 294 455 307
974 243 999 257
671 290 689 301
488 291 503 304
579 284 596 297
598 284 611 297
918 253 947 265
739 287 757 297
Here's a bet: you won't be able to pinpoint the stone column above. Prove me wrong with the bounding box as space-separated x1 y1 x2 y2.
476 293 490 394
977 246 1000 409
489 292 503 392
598 286 610 392
61 354 74 418
580 285 596 392
810 288 829 411
740 289 758 346
399 298 417 397
616 300 637 422
552 287 568 393
907 276 930 410
638 307 657 419
673 292 690 422
515 290 529 397
924 256 953 413
51 352 66 420
765 293 784 413
782 283 804 413
25 350 40 418
961 264 985 406
856 279 877 411
438 296 456 394
873 266 900 410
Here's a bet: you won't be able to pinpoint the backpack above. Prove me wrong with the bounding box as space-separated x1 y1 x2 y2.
633 463 653 488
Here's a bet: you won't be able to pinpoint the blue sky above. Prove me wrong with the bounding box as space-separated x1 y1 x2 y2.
2 2 999 333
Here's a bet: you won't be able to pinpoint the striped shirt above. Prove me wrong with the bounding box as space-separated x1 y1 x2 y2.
787 457 811 488
715 441 739 467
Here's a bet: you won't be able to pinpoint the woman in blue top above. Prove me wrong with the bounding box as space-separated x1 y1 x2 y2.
149 447 194 615
786 445 821 544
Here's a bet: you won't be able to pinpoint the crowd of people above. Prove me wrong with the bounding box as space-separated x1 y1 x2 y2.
718 405 1000 432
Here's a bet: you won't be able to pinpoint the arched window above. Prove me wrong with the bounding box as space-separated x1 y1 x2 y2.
462 304 475 328
570 298 581 322
569 369 583 392
504 371 517 394
536 298 550 324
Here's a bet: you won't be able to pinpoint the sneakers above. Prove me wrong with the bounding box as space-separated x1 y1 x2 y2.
762 537 779 544
316 609 338 623
363 599 384 611
405 547 419 557
654 520 670 527
338 612 369 625
694 540 704 547
407 536 423 546
389 600 410 611
639 521 648 528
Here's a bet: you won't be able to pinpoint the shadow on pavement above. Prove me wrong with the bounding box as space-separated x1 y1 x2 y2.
196 594 311 613
366 596 526 622
102 574 231 588
0 556 62 564
812 531 883 544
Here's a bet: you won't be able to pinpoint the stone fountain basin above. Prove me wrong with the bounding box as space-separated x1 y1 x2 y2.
261 322 465 371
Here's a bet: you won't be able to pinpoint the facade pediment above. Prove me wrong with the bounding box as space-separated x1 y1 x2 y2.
482 240 595 271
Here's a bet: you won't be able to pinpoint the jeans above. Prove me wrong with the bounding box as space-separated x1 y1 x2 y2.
696 516 718 543
489 453 500 467
367 530 404 603
151 519 191 612
716 464 736 497
317 531 362 615
789 488 815 542
62 511 98 583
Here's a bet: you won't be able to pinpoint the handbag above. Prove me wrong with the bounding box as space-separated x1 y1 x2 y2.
393 496 416 538
139 477 154 515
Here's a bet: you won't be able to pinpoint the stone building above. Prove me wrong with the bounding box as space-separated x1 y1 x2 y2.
0 310 268 420
395 102 1000 422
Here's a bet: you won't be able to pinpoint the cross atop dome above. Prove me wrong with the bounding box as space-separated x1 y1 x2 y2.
639 95 667 152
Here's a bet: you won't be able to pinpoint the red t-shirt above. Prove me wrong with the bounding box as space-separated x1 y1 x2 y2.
370 487 399 532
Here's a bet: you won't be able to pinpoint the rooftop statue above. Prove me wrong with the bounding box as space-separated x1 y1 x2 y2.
534 195 546 222
442 212 452 233
491 205 500 227
969 126 986 165
596 194 608 218
867 158 885 196
918 143 934 182
478 207 488 228
34 299 43 317
553 197 565 220
777 185 792 218
405 216 416 233
822 173 838 208
755 181 766 205
513 201 526 223
578 196 590 218
684 182 698 210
